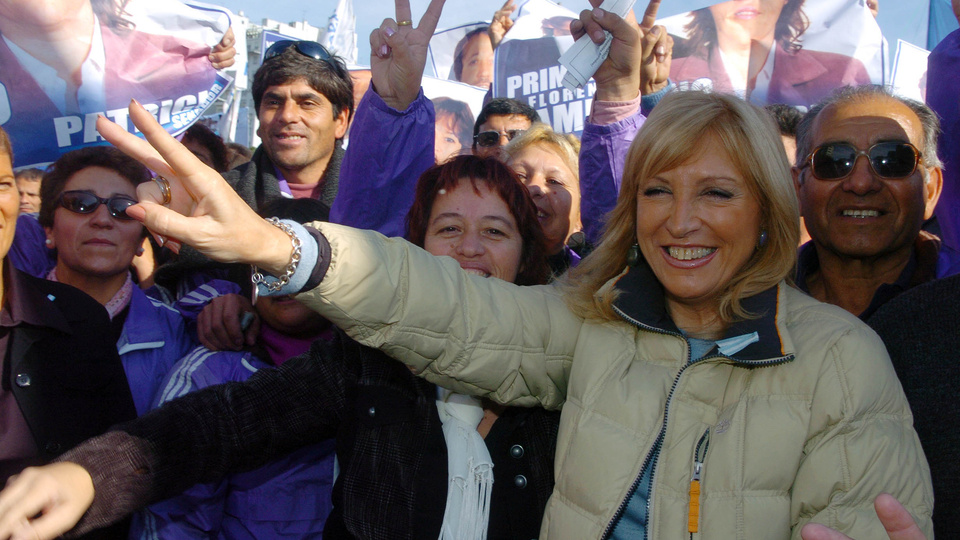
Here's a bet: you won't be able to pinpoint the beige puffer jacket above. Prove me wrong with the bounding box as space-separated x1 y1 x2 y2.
299 223 934 539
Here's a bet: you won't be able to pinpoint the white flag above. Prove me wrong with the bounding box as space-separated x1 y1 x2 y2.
324 0 358 65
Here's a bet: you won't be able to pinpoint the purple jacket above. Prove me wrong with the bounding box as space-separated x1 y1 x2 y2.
579 106 647 245
928 29 960 251
331 86 436 238
130 346 336 540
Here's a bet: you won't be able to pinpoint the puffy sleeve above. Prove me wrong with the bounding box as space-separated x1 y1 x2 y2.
790 318 934 538
295 222 581 410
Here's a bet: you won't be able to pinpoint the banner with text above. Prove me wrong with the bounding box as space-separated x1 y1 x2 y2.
0 0 233 168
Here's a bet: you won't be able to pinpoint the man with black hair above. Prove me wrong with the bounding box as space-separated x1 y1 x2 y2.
471 98 541 158
230 42 355 209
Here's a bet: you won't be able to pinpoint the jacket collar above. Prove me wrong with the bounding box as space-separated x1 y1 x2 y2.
610 263 791 363
116 286 168 354
4 265 72 334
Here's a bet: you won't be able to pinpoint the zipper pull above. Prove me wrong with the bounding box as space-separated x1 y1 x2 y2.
688 429 710 534
688 464 701 533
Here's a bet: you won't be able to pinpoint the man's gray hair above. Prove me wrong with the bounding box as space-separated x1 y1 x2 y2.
794 85 943 175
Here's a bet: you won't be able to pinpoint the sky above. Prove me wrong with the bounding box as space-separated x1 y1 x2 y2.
199 0 937 73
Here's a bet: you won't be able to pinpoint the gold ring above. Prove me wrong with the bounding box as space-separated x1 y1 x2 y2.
154 175 172 206
397 20 413 26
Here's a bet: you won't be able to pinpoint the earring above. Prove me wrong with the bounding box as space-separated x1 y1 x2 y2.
136 247 145 256
44 239 53 247
757 230 768 250
626 244 641 267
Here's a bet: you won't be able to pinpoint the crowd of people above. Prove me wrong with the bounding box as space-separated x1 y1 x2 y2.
0 0 956 538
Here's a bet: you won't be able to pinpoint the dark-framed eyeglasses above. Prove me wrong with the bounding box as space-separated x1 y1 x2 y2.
263 40 346 79
474 129 525 148
57 190 137 221
801 141 923 181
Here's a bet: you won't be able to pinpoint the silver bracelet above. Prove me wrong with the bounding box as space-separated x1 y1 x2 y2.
250 217 302 301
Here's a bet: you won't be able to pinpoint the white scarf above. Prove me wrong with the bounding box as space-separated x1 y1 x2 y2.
436 388 495 540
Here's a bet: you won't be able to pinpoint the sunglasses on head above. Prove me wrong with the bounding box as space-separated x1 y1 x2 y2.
802 141 923 181
474 129 525 148
263 40 346 78
58 190 137 221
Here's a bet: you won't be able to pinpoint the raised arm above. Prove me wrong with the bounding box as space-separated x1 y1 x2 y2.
331 0 444 236
571 0 663 244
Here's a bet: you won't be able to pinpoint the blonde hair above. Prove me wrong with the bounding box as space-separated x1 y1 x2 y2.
563 91 799 324
502 123 581 183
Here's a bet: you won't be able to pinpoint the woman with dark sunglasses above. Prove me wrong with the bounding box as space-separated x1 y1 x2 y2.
0 129 137 540
37 147 196 417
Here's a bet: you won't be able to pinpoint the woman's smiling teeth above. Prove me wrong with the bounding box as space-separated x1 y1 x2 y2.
462 268 492 278
667 246 716 260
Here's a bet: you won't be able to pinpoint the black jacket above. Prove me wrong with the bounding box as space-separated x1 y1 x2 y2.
64 330 558 539
5 267 136 540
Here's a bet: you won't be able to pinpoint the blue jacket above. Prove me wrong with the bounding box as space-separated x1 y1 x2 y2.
120 285 196 415
130 346 336 540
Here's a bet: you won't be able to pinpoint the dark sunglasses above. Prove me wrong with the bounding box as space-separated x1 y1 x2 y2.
264 40 346 78
58 190 137 221
802 141 923 180
474 129 525 148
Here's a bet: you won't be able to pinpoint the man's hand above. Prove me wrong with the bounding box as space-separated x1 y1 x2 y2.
800 494 927 540
369 0 447 111
197 293 260 351
489 0 516 49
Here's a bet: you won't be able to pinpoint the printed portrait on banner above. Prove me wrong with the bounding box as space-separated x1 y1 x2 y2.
0 0 233 168
660 0 882 107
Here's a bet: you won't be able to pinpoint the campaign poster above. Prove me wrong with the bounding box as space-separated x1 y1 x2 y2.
660 0 883 108
0 0 234 168
891 40 930 103
428 22 492 89
490 0 592 136
421 77 488 162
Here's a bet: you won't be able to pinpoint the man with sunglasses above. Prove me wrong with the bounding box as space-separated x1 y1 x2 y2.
793 85 960 540
793 84 960 320
471 98 540 158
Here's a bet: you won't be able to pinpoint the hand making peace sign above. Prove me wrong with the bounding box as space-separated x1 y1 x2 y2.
369 0 447 111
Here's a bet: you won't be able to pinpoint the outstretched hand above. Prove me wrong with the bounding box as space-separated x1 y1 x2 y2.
370 0 447 111
95 101 293 275
800 494 927 540
0 463 95 540
570 0 665 102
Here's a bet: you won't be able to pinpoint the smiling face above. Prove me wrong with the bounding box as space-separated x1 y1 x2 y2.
507 142 581 256
422 178 523 282
708 0 786 44
796 97 939 264
636 132 762 320
255 79 349 184
45 166 143 284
